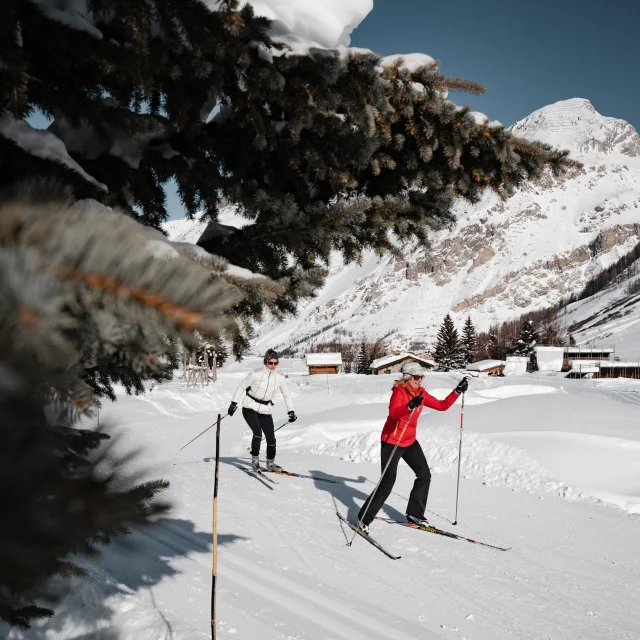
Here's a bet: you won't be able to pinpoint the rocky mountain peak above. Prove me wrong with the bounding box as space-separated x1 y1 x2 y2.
509 98 640 158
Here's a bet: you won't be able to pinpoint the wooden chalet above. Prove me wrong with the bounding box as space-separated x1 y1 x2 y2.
305 352 343 375
466 359 506 376
369 352 435 375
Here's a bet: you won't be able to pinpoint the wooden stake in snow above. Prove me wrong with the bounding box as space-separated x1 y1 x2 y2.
211 414 221 639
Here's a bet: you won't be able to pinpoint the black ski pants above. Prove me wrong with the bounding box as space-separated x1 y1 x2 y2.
358 440 431 526
243 408 276 460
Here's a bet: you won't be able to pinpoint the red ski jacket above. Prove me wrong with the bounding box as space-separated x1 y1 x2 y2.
380 383 459 447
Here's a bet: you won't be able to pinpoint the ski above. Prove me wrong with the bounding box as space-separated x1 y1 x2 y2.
263 469 338 484
239 466 278 485
376 517 510 551
336 511 401 560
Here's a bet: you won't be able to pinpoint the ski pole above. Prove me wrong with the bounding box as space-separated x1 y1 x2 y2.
349 394 422 547
274 420 289 433
179 414 228 451
452 391 465 526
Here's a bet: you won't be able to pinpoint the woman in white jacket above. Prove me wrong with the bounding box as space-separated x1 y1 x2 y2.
228 349 296 472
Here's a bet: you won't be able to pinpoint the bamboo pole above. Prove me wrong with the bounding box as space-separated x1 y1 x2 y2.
211 414 221 639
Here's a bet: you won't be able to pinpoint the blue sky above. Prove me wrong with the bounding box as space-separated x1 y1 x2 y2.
351 0 640 133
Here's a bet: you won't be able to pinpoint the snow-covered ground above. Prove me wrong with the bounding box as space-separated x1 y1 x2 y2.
7 362 640 640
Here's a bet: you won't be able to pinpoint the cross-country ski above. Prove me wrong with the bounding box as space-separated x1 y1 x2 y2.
375 517 510 551
336 511 401 560
239 466 278 485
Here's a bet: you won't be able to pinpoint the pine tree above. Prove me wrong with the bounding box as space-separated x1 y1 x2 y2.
0 183 259 628
461 316 477 365
216 344 229 368
510 320 539 357
569 333 577 347
2 0 574 321
355 341 369 375
434 315 464 371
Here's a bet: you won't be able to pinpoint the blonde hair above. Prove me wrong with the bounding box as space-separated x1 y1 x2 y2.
392 377 411 389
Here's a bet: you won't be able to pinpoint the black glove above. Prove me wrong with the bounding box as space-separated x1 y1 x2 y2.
455 378 469 394
288 410 297 423
407 393 423 411
228 401 238 416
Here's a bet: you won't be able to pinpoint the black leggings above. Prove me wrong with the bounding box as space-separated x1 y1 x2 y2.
243 408 276 460
358 440 431 526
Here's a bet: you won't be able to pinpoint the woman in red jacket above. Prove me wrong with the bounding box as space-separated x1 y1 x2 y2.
357 362 468 534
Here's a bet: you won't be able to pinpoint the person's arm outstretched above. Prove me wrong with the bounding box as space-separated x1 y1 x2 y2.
423 378 468 412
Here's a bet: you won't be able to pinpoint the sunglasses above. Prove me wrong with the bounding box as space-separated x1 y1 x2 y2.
412 375 424 381
267 360 279 366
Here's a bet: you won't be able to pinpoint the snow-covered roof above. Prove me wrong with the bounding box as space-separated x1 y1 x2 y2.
370 352 435 369
305 353 343 366
466 359 506 371
535 346 565 353
565 347 615 353
598 361 640 368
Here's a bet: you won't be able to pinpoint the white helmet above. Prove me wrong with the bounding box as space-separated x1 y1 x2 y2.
401 362 427 377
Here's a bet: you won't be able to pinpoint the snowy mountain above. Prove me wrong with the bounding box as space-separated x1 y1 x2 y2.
163 98 640 358
510 98 640 157
252 99 640 357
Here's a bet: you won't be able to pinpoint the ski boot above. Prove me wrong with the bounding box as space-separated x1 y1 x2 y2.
251 455 260 471
357 521 370 535
407 514 430 527
266 459 283 472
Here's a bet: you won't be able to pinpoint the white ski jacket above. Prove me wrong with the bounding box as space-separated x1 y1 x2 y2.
232 366 294 415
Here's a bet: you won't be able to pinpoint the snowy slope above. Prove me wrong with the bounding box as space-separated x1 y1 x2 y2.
6 365 640 640
560 271 640 360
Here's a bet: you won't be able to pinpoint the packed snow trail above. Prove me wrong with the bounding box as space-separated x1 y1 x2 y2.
7 369 640 639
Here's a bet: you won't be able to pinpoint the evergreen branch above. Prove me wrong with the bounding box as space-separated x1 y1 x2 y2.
438 77 486 94
55 265 205 332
